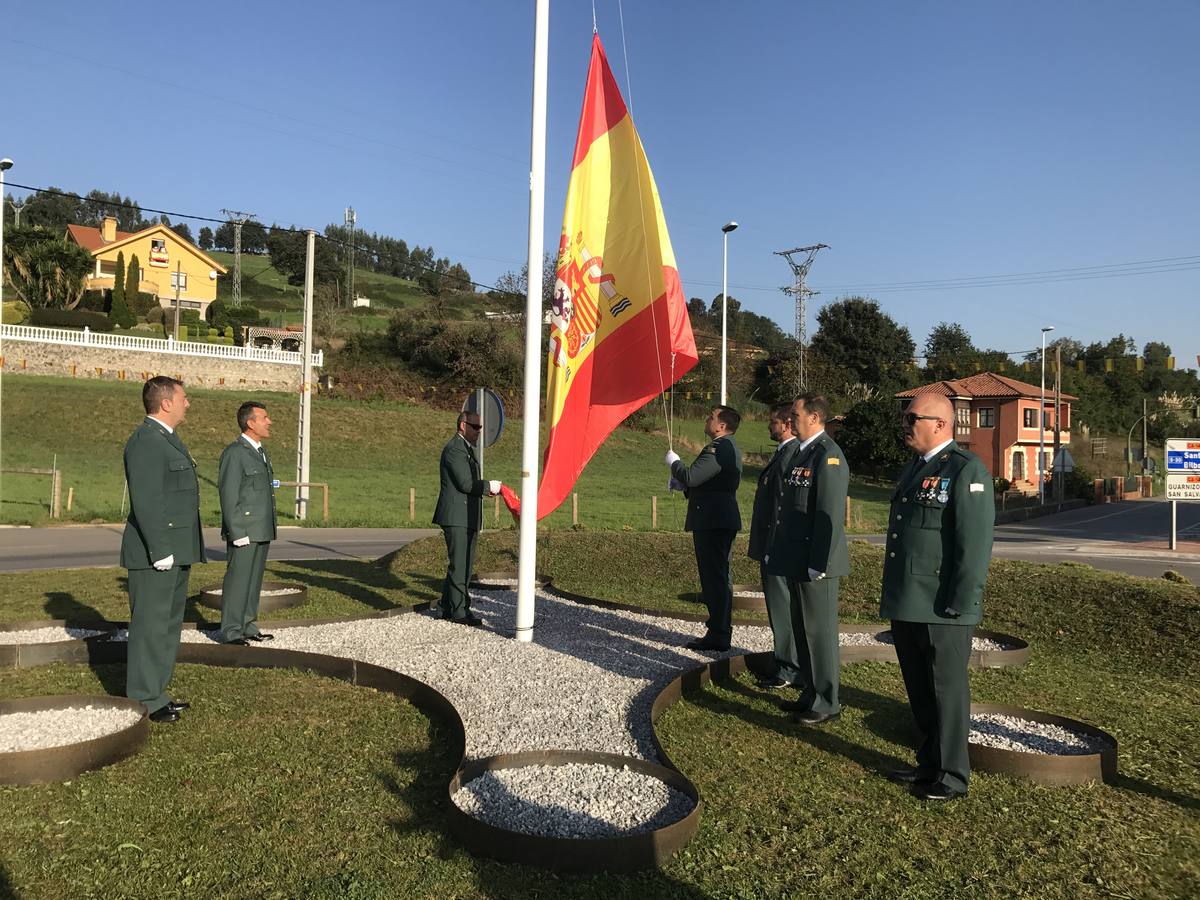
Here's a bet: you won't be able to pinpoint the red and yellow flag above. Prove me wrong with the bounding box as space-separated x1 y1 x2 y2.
536 34 698 519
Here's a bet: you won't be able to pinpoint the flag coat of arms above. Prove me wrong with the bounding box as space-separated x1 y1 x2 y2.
536 34 698 519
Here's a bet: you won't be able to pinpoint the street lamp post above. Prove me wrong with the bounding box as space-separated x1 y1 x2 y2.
1039 325 1055 505
0 158 12 517
720 221 738 405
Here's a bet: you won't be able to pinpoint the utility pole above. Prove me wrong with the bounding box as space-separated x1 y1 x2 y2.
219 209 256 308
172 260 182 341
6 197 25 228
1053 345 1062 501
344 207 357 308
775 244 829 393
295 230 315 520
1142 397 1148 474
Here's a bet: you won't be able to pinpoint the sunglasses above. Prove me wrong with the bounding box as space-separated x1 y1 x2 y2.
464 421 482 430
900 412 944 427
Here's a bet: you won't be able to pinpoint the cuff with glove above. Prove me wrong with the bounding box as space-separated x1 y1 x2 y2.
232 536 251 547
807 568 826 582
488 480 502 495
665 450 681 466
153 554 175 571
668 477 685 492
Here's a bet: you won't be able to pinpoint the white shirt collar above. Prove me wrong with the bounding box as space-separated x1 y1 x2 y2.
797 430 825 452
777 436 797 450
923 438 954 462
241 433 263 452
146 415 173 434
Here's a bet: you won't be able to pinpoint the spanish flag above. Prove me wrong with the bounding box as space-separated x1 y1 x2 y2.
536 34 698 519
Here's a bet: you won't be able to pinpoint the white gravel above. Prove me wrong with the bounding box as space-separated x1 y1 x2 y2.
107 628 224 644
204 586 302 597
969 713 1112 755
733 590 765 599
0 626 107 644
453 763 694 838
837 630 1016 652
0 705 142 753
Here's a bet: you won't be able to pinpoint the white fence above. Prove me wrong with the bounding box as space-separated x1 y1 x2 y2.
0 324 322 367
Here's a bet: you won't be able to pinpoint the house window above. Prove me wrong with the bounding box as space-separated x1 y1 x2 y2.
99 260 118 276
170 271 188 291
1011 449 1025 481
978 407 995 428
956 407 970 426
1023 408 1038 428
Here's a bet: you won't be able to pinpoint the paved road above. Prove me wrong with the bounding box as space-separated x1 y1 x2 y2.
0 526 440 573
1 500 1198 581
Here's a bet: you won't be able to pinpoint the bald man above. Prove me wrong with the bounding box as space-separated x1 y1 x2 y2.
880 392 994 802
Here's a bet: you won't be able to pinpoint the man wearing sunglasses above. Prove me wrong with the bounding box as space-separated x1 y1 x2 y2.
881 393 994 802
433 412 501 626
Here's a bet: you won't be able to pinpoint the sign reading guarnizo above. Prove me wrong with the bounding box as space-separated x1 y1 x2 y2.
1165 438 1200 500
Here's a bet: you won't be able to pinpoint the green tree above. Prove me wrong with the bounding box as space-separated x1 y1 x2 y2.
1 227 95 310
111 251 126 316
21 188 85 231
839 396 910 477
170 222 194 244
812 296 916 390
198 227 214 251
1144 341 1171 367
923 322 976 380
109 251 134 328
266 226 339 284
125 254 151 318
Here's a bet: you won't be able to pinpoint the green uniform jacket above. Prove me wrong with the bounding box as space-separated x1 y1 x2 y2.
119 419 206 570
747 439 796 562
879 441 995 625
432 434 487 530
765 433 851 579
671 435 742 532
217 436 279 543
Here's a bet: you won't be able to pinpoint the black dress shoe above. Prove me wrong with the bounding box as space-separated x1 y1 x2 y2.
912 782 967 802
224 638 250 646
756 676 791 690
684 637 730 652
246 633 274 642
148 706 180 724
451 614 484 627
167 700 190 712
887 767 935 785
792 709 841 726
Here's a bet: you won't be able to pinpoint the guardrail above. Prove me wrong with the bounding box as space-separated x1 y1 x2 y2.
0 323 322 368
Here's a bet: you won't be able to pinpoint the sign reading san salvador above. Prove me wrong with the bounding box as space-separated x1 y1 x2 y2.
1166 439 1200 500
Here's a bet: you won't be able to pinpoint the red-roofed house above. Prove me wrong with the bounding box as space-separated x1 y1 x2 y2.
896 373 1077 491
66 216 227 318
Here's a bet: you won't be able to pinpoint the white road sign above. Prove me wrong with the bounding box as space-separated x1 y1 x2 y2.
1165 438 1200 500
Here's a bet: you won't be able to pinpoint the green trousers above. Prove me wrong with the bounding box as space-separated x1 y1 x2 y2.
692 529 736 644
220 541 269 641
439 527 479 620
761 568 802 685
791 576 842 715
126 565 189 714
891 620 975 792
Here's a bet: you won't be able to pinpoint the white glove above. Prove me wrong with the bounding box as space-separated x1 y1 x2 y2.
153 555 174 571
665 450 681 466
488 480 501 495
808 568 826 582
668 477 685 492
232 536 251 547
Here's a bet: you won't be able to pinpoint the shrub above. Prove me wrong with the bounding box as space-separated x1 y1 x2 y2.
387 310 520 388
993 477 1012 494
78 290 109 312
30 308 114 332
179 325 189 341
129 291 157 318
206 298 230 329
108 281 135 329
145 305 164 325
2 299 32 325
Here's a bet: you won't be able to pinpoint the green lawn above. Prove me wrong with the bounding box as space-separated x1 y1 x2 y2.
1 535 1197 896
0 376 890 531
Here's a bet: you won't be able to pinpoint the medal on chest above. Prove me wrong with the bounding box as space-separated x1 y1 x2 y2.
917 476 951 503
787 466 813 488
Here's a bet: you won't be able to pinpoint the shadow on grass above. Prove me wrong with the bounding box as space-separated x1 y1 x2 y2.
274 558 415 612
1110 774 1200 813
0 860 16 900
43 591 110 625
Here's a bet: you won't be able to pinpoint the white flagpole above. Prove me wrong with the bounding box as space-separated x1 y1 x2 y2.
515 0 550 643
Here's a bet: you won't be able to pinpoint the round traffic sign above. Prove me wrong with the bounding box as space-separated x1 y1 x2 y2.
461 388 505 449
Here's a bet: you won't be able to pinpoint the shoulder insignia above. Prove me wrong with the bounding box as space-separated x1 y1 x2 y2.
826 457 840 466
706 445 717 453
970 483 986 492
939 453 949 461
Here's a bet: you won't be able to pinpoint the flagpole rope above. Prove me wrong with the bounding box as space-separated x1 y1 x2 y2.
617 0 675 451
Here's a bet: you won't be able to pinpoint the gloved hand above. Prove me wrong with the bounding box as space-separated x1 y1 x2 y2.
665 450 681 466
233 536 251 547
488 480 502 495
808 568 826 582
153 555 174 571
668 477 685 492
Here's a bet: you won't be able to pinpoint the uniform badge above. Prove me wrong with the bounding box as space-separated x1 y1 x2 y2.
936 477 950 504
787 466 812 487
826 457 840 466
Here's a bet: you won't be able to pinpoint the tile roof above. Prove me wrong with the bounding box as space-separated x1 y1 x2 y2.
896 372 1078 401
65 223 136 251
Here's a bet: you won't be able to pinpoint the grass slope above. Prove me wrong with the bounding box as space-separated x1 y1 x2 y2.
1 536 1197 896
0 376 890 531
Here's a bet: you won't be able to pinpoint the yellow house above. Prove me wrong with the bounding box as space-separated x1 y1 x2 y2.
66 216 227 317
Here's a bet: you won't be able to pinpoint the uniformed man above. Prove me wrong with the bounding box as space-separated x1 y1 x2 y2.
747 405 801 689
667 405 743 652
881 392 995 801
768 393 850 725
433 412 500 626
216 401 278 646
120 376 206 724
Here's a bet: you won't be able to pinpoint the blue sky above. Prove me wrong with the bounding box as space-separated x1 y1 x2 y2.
5 1 1198 361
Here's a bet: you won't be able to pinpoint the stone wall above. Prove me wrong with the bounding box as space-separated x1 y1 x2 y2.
0 337 303 392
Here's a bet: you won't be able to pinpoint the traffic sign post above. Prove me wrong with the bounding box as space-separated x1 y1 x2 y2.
462 388 506 479
1164 438 1200 549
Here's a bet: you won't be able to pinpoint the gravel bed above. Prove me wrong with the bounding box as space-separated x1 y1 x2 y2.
107 628 224 644
205 587 302 597
0 626 107 644
969 713 1112 755
453 763 695 838
733 590 765 599
0 705 143 753
837 630 1015 651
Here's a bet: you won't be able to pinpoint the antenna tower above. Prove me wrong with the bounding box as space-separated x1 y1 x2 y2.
344 206 357 308
220 209 257 308
775 243 829 392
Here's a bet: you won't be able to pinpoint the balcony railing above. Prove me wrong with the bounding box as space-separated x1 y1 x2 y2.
1 323 322 368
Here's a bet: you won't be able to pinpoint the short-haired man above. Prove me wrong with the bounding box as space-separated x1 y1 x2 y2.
882 392 995 801
216 401 278 645
433 411 501 626
747 405 802 689
769 393 850 725
120 376 206 724
667 405 743 652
